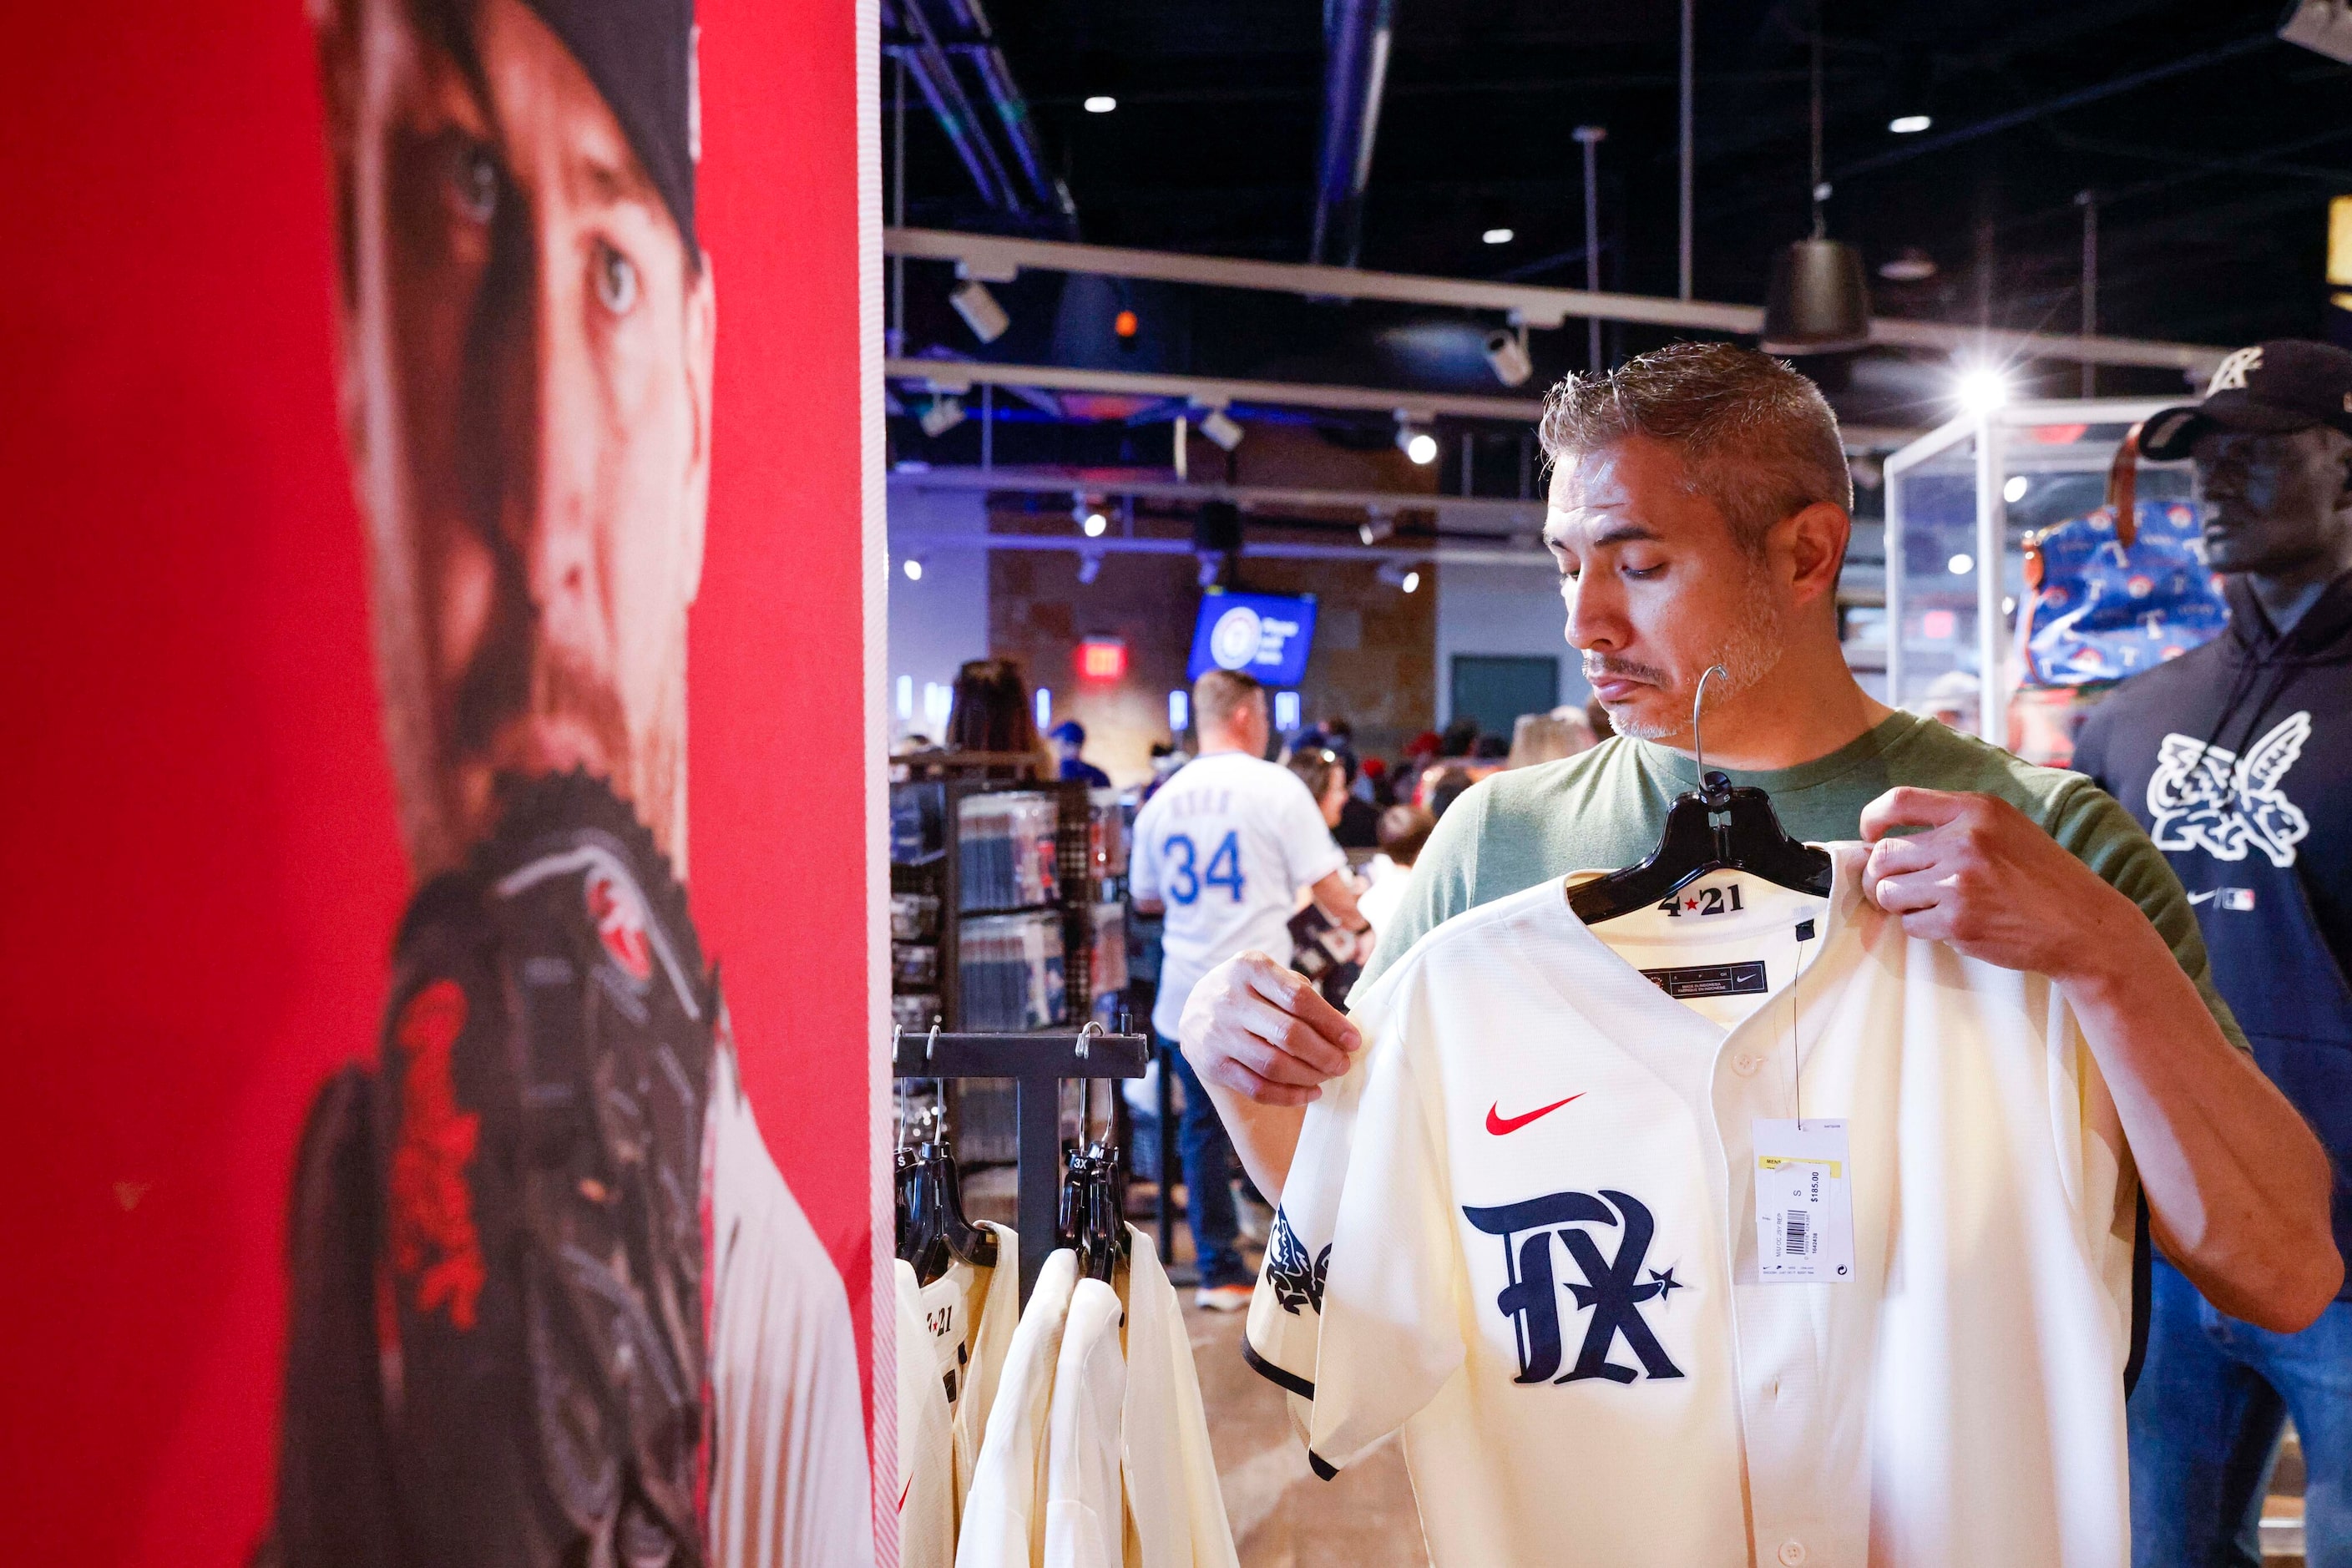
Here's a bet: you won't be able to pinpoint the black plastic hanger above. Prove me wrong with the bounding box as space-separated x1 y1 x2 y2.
1571 665 1834 924
896 1102 1000 1284
1058 1143 1130 1283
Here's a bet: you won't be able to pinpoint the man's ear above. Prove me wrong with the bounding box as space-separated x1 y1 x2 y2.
1782 500 1852 611
680 255 716 606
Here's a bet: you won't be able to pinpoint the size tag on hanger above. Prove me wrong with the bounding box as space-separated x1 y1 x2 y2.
1753 1118 1854 1282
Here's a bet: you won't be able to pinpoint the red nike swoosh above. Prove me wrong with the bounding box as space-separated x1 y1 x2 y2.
1486 1094 1585 1136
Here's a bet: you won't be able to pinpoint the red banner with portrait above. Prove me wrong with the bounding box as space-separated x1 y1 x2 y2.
0 0 885 1561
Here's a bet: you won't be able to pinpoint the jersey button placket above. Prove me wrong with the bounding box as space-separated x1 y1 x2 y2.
1778 1540 1807 1566
1733 1052 1763 1076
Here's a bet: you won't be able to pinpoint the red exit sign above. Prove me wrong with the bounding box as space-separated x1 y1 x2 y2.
1076 637 1127 680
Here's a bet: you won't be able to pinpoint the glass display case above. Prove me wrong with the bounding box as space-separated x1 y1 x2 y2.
1883 397 2195 742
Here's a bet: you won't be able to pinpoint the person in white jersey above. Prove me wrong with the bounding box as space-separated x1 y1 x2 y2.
1132 668 1368 1308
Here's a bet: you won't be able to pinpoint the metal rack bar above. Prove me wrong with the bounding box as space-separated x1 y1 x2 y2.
893 1029 1151 1299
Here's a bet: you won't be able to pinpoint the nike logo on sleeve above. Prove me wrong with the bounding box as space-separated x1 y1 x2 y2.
1485 1095 1584 1136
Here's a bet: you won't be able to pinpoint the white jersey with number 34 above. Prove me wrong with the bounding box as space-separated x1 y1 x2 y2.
1132 751 1348 1039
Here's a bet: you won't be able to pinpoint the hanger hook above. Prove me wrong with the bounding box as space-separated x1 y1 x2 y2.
926 1020 940 1062
1692 664 1732 800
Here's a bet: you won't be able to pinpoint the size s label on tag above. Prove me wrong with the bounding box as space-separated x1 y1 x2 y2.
1753 1119 1854 1282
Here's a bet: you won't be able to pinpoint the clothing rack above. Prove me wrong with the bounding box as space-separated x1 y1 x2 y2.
893 1026 1151 1300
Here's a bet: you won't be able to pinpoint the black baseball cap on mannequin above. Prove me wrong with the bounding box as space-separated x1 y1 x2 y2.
2137 340 2352 461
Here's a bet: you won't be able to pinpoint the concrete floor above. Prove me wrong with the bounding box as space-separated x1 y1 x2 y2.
1183 1293 1429 1568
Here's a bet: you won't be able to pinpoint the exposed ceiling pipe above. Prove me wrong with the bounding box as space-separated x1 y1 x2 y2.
928 0 1077 230
886 227 2232 374
883 0 1024 216
1309 0 1398 266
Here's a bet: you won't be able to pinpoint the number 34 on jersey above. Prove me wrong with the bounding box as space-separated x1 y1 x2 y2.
1162 830 1247 905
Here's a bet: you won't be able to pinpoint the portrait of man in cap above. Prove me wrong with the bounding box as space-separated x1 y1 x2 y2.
268 0 874 1562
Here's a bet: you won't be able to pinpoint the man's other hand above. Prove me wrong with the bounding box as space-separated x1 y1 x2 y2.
1178 952 1362 1106
1859 788 2141 984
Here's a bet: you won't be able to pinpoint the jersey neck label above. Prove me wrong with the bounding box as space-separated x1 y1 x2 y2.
1641 961 1768 999
1753 1119 1854 1282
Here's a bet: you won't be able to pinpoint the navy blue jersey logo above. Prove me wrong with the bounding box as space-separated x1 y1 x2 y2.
1464 1190 1686 1386
1266 1206 1330 1316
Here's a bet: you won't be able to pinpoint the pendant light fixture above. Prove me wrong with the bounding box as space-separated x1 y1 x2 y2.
1761 7 1873 355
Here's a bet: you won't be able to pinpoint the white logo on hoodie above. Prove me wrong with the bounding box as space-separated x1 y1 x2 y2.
2147 711 2313 868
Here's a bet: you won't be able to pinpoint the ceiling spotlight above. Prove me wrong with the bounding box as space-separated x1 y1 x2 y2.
949 278 1010 344
1084 94 1118 114
1483 327 1534 387
1082 510 1109 538
1948 552 1975 576
1888 114 1933 134
918 396 966 438
1077 551 1104 584
1482 227 1515 245
1396 421 1439 465
1401 569 1422 594
1878 247 1937 283
1954 366 2011 417
1359 512 1397 546
902 557 924 582
2002 474 2030 504
1196 407 1245 452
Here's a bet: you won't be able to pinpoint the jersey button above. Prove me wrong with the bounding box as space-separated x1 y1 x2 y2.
1778 1540 1807 1566
1733 1053 1763 1076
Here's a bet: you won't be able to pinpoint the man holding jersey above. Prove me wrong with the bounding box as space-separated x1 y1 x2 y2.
1185 342 2335 1343
1133 667 1366 1308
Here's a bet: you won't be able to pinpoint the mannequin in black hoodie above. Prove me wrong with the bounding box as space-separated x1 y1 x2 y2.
2075 338 2352 1568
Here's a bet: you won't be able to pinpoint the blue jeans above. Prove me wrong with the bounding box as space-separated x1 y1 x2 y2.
1161 1036 1252 1288
2131 1257 2352 1567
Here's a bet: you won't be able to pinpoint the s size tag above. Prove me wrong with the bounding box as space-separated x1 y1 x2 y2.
1753 1119 1854 1282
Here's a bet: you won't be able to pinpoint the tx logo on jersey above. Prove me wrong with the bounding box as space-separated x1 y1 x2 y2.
1265 1207 1329 1316
1464 1190 1685 1387
2147 711 2313 867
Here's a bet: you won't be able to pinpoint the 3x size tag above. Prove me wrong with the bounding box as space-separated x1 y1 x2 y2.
1753 1118 1854 1282
1641 961 1768 999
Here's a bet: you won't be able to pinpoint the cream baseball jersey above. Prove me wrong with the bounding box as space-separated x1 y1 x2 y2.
1131 751 1350 1039
1245 845 2138 1568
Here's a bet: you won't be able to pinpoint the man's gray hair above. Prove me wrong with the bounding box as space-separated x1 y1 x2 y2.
1537 341 1854 549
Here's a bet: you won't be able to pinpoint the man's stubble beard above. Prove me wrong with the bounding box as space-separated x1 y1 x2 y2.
1590 562 1788 745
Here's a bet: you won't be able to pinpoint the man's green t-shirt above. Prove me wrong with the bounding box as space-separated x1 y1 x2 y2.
1362 710 2249 1053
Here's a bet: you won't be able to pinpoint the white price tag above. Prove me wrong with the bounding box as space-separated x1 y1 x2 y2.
1753 1119 1854 1283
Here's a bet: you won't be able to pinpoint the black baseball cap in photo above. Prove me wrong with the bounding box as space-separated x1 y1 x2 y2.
521 0 701 264
2137 340 2352 461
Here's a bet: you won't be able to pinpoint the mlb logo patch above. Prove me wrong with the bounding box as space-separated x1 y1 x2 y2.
2220 888 2257 912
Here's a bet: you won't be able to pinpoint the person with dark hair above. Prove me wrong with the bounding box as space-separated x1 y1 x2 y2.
947 658 1041 756
1285 746 1353 839
1356 804 1436 939
1050 719 1112 788
1174 341 2337 1558
1425 766 1475 821
1470 733 1510 762
1437 717 1480 759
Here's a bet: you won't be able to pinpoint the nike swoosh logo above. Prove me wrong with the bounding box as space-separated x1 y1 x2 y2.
1486 1094 1585 1136
2188 890 2217 905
